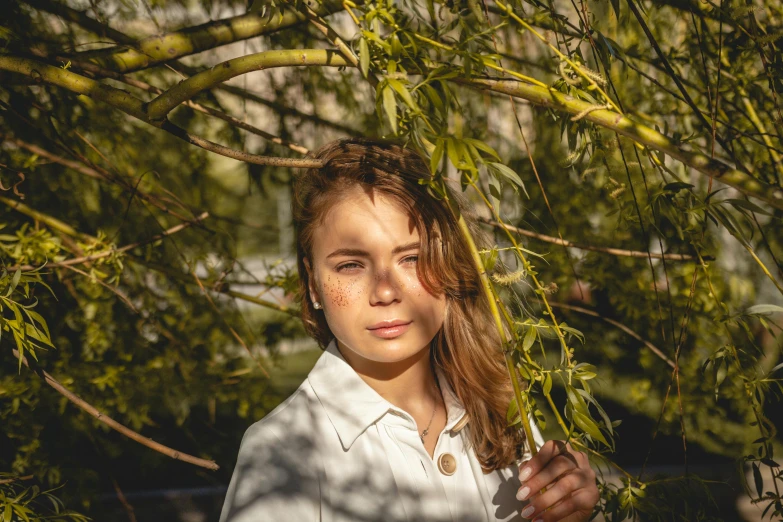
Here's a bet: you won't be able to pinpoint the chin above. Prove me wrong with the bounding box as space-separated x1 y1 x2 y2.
345 334 432 363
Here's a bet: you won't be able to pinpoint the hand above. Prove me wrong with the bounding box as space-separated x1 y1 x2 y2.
515 440 599 522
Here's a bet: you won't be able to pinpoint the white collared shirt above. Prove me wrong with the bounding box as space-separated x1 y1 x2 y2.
220 339 544 522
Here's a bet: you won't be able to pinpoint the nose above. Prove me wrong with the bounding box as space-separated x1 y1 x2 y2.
369 268 401 306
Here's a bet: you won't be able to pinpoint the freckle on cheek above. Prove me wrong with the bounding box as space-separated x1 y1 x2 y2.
323 277 356 308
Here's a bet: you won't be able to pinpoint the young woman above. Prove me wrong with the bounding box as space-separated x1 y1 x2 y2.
219 137 600 522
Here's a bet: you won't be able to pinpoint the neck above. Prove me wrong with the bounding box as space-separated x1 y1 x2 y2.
335 340 439 414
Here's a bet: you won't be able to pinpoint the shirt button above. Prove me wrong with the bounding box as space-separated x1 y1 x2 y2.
437 452 457 476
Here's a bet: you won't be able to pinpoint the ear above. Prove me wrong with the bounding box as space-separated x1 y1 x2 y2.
303 257 322 307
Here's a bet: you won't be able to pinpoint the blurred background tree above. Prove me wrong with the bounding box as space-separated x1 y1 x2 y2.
0 0 782 520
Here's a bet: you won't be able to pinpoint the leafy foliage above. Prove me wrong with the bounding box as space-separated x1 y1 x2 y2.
1 0 782 518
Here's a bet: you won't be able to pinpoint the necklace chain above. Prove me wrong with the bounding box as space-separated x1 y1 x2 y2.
419 366 442 441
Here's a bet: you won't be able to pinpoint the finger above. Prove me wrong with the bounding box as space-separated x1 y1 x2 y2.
519 470 592 519
518 440 573 482
516 453 578 501
529 488 600 522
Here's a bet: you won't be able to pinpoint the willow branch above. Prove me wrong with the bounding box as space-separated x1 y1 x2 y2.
60 54 359 136
0 56 324 168
481 218 707 261
543 301 676 368
623 0 735 160
0 475 34 485
65 0 347 74
458 78 783 211
27 0 355 139
11 348 219 470
24 0 137 45
159 120 323 167
146 49 350 121
41 59 312 155
135 258 301 317
454 211 540 455
0 195 298 319
2 135 208 222
0 195 90 240
10 213 210 272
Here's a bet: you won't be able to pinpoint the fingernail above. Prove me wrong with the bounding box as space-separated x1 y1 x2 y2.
516 486 530 501
520 505 535 518
519 466 532 481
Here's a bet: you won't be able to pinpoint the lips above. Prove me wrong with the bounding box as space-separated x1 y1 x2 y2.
367 320 412 339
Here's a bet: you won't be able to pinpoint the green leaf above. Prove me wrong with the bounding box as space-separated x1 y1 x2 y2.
542 373 552 396
359 37 370 79
522 326 536 352
462 138 500 160
573 408 610 447
430 139 445 175
506 397 520 426
6 268 21 297
387 79 418 111
744 304 783 316
488 162 528 197
382 85 397 134
752 462 763 498
663 182 694 192
724 198 773 217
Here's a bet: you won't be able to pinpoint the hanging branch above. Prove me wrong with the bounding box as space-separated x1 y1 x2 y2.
8 212 210 272
145 49 350 121
11 348 219 470
24 0 137 45
2 134 210 222
544 301 676 368
0 196 299 317
481 218 707 261
26 0 358 138
42 61 311 154
458 78 783 211
0 56 325 168
59 0 348 73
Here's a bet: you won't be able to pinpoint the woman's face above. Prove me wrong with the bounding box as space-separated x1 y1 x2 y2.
304 185 446 366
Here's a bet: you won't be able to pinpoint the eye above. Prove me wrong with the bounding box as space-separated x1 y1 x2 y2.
402 255 419 265
336 261 362 272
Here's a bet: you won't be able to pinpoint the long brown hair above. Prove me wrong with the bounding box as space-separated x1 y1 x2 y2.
291 136 525 472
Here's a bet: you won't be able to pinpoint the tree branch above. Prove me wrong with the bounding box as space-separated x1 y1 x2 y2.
62 0 347 74
24 0 137 45
2 134 209 222
0 195 300 317
9 212 210 272
11 348 219 470
481 218 708 261
458 78 783 211
146 49 350 121
26 0 358 136
544 300 676 368
0 56 325 168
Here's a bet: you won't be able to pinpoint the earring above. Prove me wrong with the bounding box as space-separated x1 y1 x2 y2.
313 301 322 309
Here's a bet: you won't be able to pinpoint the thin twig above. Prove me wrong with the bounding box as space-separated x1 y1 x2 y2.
60 264 138 312
0 475 34 485
11 348 219 470
481 218 706 261
8 212 210 272
543 300 676 368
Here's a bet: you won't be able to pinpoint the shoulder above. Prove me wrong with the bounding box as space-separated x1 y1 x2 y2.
243 383 315 442
219 384 322 522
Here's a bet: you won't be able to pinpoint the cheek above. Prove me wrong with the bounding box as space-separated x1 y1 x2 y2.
320 273 364 308
402 269 425 297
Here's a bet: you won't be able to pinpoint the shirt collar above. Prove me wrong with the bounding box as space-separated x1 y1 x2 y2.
307 339 468 451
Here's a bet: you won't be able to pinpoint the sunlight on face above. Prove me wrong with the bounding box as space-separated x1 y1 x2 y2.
305 185 446 366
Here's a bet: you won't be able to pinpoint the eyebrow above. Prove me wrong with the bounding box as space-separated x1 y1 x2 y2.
326 241 421 259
